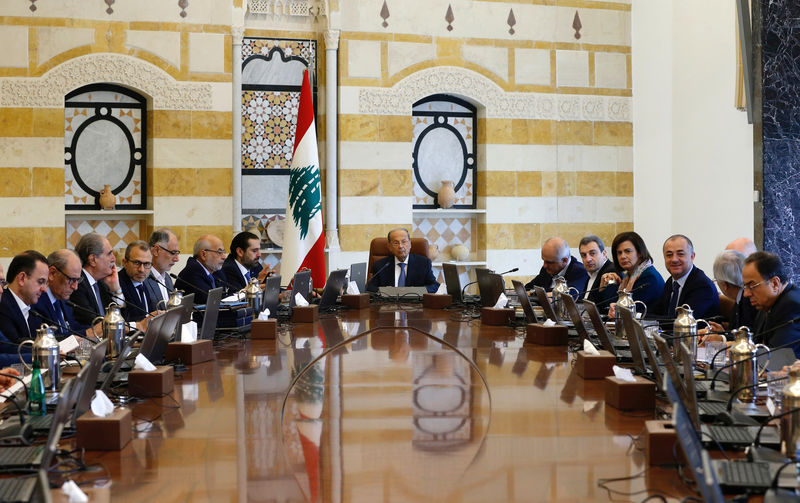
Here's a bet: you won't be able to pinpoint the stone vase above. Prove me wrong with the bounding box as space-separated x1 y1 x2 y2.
450 244 469 262
98 185 116 210
427 244 440 261
437 180 457 209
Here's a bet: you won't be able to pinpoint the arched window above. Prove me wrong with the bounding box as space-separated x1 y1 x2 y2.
412 95 477 209
64 84 147 210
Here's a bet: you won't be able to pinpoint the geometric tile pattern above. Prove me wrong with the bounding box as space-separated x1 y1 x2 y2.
65 219 143 253
242 38 316 74
242 213 285 272
412 115 475 208
412 216 475 261
242 90 300 170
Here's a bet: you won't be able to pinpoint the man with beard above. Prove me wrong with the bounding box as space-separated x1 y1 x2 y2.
176 235 227 304
218 231 272 294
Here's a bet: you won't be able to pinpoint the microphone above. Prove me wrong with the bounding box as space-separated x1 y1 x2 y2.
148 274 174 293
497 267 519 275
65 300 101 319
366 261 392 292
709 335 800 390
169 273 215 296
29 309 96 344
753 406 800 447
107 293 154 318
725 375 787 411
595 282 650 308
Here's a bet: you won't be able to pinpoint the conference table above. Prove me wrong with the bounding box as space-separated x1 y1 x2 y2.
65 302 697 502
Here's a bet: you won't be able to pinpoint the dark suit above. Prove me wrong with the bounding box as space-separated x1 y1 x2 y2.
176 257 219 304
69 270 113 326
525 256 589 296
217 255 262 294
367 254 439 293
652 266 720 319
753 284 800 358
145 270 173 310
0 328 30 366
582 259 618 313
119 269 156 322
731 294 758 330
0 290 34 344
30 290 86 339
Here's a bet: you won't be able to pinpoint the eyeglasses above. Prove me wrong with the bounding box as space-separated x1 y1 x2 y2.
204 249 227 256
128 260 152 269
743 280 765 292
0 279 7 289
55 266 84 286
157 245 180 257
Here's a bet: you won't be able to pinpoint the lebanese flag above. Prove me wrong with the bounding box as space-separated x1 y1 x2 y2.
282 69 326 288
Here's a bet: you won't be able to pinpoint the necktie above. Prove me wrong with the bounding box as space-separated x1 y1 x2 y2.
208 274 216 288
136 284 148 312
53 300 67 331
398 263 406 287
93 282 105 315
245 271 251 283
667 281 680 318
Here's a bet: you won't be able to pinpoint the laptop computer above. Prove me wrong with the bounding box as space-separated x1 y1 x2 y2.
179 293 195 324
512 280 539 324
532 286 560 323
582 300 632 361
561 294 594 343
377 286 427 299
140 306 183 364
349 262 366 294
0 469 52 503
442 263 463 304
319 269 348 310
478 272 505 308
0 378 75 471
197 287 223 341
669 377 795 493
98 332 141 394
290 271 312 307
261 275 281 318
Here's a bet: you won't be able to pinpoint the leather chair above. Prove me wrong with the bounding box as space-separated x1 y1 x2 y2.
367 237 430 282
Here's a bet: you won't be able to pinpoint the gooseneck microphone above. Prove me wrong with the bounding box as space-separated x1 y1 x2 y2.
497 267 519 275
29 309 95 343
149 274 174 293
169 273 217 296
725 375 788 412
365 261 392 291
709 334 800 390
753 406 800 447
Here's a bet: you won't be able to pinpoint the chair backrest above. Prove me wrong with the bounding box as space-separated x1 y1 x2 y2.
367 237 430 282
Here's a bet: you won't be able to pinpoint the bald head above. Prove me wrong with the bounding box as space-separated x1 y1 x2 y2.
541 237 570 275
193 234 227 272
725 237 757 257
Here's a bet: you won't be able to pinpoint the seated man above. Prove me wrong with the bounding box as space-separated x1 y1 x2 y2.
70 233 124 326
219 231 271 294
118 241 157 323
652 234 719 319
713 250 756 330
367 228 439 293
578 235 617 312
0 251 49 344
146 228 180 309
31 249 88 338
744 251 800 357
525 237 588 295
0 265 31 366
176 234 228 304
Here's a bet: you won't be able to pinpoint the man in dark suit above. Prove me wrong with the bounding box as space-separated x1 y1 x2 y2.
69 233 124 326
744 251 800 357
146 228 180 309
652 234 719 319
712 250 756 331
176 234 228 304
31 249 87 339
367 228 439 293
0 264 30 366
0 251 49 344
525 237 589 295
578 235 617 312
118 241 157 323
218 231 271 294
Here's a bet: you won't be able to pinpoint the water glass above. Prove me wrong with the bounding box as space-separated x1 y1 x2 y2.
704 340 727 367
766 371 788 406
75 337 94 364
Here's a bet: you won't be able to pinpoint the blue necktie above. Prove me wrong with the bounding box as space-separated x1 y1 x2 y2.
136 284 148 312
245 271 251 282
208 274 216 288
53 300 67 331
668 281 680 318
398 263 406 287
93 282 105 315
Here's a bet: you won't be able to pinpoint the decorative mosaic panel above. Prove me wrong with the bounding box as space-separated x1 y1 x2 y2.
242 214 285 272
412 96 477 209
242 38 316 76
66 219 143 253
242 90 299 170
412 216 475 262
64 85 146 210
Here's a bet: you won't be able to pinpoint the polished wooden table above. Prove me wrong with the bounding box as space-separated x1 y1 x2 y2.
66 303 695 502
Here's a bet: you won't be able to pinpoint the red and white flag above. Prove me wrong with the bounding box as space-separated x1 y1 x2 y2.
282 69 326 288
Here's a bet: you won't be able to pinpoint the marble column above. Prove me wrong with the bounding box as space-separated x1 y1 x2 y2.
759 0 800 280
324 30 340 250
232 25 244 232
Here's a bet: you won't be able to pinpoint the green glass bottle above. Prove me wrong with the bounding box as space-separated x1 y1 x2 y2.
28 361 46 416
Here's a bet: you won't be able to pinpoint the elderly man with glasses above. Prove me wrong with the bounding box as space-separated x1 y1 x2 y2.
0 250 50 344
30 249 90 339
146 228 180 308
176 234 228 304
70 232 125 326
118 241 158 323
742 251 800 357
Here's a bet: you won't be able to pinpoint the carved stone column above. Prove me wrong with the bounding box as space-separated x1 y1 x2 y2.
232 24 245 232
324 29 340 250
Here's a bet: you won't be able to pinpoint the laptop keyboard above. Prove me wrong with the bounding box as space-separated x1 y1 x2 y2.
699 401 727 416
706 425 753 444
27 415 52 431
720 461 771 486
0 476 36 503
0 446 42 466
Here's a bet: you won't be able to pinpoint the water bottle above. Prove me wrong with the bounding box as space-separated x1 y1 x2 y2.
28 361 46 416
